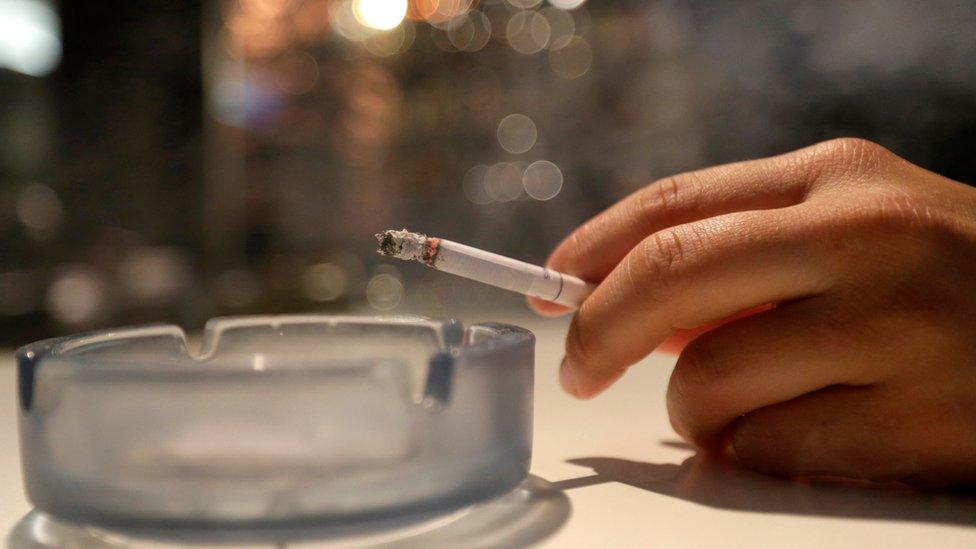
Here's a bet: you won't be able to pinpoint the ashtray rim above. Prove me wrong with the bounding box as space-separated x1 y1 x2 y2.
17 314 534 367
15 315 535 411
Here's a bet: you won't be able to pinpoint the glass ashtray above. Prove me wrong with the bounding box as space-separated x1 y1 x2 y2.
15 316 534 534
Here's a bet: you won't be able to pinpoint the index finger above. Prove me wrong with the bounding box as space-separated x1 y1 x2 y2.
561 205 833 398
528 145 829 316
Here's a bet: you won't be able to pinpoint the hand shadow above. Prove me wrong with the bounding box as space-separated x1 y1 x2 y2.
553 446 976 527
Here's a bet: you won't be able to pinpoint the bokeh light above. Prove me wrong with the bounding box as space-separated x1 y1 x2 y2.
523 160 563 200
506 10 550 55
0 0 62 77
353 0 408 30
1 0 970 350
485 162 524 202
448 10 491 52
496 113 537 154
364 22 415 56
409 0 471 27
118 247 191 305
406 0 437 21
547 0 587 10
549 35 592 78
303 262 348 302
430 26 457 52
366 273 404 310
225 2 289 59
507 0 542 9
332 0 372 41
46 266 107 325
238 0 294 20
16 182 62 234
540 6 574 49
462 164 492 204
292 0 331 44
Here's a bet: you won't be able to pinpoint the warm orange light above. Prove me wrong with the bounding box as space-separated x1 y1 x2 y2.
407 0 440 21
353 0 408 30
407 0 472 25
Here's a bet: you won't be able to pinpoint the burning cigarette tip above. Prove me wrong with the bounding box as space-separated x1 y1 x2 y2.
375 230 402 257
375 228 439 265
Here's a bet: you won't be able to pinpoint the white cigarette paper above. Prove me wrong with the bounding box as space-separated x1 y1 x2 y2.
376 229 594 309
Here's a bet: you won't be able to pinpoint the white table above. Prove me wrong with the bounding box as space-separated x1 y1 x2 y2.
4 313 976 547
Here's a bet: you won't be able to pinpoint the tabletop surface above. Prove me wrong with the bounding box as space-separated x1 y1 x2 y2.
4 313 976 548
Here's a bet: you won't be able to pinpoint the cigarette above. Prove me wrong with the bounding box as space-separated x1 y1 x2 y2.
375 229 594 309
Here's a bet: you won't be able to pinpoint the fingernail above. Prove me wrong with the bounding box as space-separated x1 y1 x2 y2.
559 357 579 396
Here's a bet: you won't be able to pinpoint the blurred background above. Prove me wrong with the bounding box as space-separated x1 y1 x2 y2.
1 0 975 344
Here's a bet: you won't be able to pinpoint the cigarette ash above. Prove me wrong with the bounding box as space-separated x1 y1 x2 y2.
376 231 404 256
375 229 440 266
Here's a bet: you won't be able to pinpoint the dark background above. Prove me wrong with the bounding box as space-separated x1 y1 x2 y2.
1 0 974 344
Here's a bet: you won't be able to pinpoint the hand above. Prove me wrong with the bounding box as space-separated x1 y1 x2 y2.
529 138 976 486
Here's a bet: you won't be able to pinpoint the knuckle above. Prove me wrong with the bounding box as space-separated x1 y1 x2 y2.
638 228 690 290
635 222 712 306
810 137 894 178
633 173 703 222
635 176 679 218
616 246 666 307
816 137 890 163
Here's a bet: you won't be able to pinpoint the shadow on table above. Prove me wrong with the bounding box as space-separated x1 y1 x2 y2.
553 445 976 527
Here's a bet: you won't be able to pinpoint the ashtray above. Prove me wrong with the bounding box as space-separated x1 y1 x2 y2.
15 316 535 536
